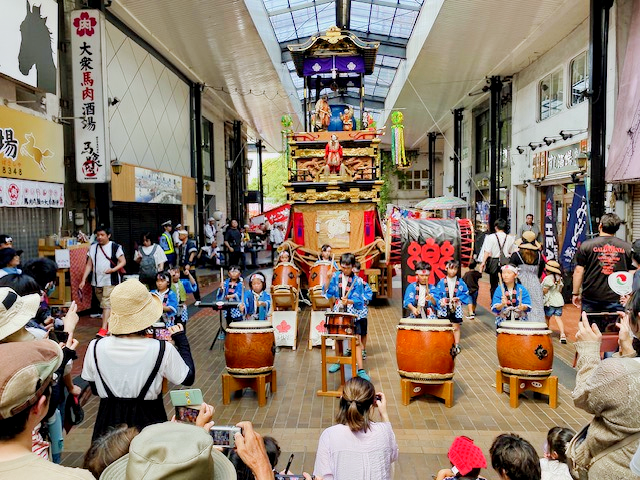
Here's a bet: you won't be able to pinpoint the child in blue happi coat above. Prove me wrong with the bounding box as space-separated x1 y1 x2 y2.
170 266 198 328
491 264 531 327
324 253 369 381
353 261 373 360
151 271 178 327
434 260 472 354
403 261 437 319
240 271 272 321
216 265 244 338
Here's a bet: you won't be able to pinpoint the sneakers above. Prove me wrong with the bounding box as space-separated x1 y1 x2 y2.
96 328 109 338
217 330 226 341
454 344 461 355
345 349 352 356
560 334 567 344
362 350 367 360
357 369 371 381
468 314 476 320
328 363 340 373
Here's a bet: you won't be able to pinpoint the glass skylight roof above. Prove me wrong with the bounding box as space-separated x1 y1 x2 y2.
264 0 425 116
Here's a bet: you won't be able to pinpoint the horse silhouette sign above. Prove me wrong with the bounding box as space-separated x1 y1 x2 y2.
0 0 58 94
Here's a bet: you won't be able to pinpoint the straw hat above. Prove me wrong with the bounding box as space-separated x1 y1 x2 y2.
545 260 562 274
100 422 237 480
108 279 163 335
517 230 541 250
0 287 41 341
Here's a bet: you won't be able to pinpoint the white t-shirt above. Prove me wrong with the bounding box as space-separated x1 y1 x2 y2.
88 241 125 287
133 244 168 269
481 231 515 259
81 336 189 400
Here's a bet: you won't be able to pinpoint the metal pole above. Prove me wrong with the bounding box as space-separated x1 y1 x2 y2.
360 73 364 128
453 108 464 197
489 76 503 226
428 132 437 198
588 0 612 230
257 139 264 214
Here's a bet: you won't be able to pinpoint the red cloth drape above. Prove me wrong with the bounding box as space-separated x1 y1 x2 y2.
293 212 305 245
363 210 376 268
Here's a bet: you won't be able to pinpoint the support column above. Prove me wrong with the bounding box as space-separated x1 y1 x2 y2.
194 84 205 247
257 139 264 214
428 132 437 198
588 0 613 229
489 76 503 226
453 108 464 197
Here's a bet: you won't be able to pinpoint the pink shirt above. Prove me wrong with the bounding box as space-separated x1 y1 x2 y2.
313 422 398 480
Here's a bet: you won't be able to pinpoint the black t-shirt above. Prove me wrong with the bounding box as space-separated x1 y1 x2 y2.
462 270 482 293
575 235 633 303
224 228 242 249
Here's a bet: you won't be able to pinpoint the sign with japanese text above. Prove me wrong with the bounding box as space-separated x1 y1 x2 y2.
560 184 588 271
0 0 58 94
543 186 559 260
0 105 64 183
545 140 587 177
70 10 109 183
0 177 64 208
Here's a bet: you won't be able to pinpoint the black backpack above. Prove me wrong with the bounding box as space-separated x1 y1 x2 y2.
139 245 158 281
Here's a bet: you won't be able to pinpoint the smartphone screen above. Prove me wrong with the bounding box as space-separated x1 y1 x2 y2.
175 406 200 423
210 427 241 447
153 327 172 341
53 330 69 343
585 312 620 333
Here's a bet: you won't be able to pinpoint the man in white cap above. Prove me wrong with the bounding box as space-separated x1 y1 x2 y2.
0 340 94 478
204 218 217 247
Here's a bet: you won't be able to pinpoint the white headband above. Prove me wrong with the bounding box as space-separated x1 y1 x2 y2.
501 264 519 275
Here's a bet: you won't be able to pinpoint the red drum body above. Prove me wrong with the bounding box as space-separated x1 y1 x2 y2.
272 262 299 291
396 319 456 382
224 321 275 376
496 321 553 379
324 312 357 336
309 261 335 290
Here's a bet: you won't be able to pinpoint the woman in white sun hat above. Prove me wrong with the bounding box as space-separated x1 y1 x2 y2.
81 279 195 441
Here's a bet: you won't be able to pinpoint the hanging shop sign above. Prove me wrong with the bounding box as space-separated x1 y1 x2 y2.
543 186 559 261
0 177 64 208
70 9 110 183
134 167 182 204
0 105 64 183
560 184 588 271
0 0 58 94
545 140 587 178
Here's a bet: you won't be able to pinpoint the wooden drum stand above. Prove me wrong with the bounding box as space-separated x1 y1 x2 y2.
317 334 357 397
496 371 558 409
222 371 277 408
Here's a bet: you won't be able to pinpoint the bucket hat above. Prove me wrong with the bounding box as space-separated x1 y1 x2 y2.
0 339 63 419
545 260 562 274
100 421 237 480
448 436 487 476
516 230 541 250
108 279 163 335
0 287 41 341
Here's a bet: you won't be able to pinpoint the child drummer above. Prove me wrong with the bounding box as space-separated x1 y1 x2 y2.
403 261 437 319
215 265 244 338
353 261 372 360
324 253 369 381
434 260 471 354
491 264 531 327
239 271 272 321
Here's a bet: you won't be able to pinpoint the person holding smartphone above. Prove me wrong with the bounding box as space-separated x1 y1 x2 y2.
81 279 195 441
312 377 398 480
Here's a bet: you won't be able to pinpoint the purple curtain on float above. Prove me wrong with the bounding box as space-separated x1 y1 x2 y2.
302 56 364 76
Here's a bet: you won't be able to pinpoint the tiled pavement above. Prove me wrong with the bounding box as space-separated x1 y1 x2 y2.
61 271 590 479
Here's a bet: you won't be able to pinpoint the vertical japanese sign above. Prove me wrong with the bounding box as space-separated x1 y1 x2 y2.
560 184 588 271
70 10 109 183
543 186 559 260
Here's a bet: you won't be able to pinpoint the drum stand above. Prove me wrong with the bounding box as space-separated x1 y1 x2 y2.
209 310 226 351
400 379 454 407
496 370 558 409
317 334 357 397
222 371 277 407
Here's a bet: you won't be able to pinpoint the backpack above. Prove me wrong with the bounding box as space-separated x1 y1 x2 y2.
139 245 158 281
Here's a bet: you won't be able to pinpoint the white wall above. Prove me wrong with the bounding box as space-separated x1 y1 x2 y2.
105 22 191 177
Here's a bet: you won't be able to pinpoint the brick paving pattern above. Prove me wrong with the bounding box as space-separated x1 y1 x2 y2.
61 270 590 479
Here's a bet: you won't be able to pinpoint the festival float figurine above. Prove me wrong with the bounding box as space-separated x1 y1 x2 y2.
312 95 331 132
322 134 344 176
340 106 354 131
363 110 376 131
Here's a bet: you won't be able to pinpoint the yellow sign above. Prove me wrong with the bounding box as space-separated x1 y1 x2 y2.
0 106 64 183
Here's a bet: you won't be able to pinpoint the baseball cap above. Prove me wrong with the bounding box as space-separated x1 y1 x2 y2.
0 339 63 419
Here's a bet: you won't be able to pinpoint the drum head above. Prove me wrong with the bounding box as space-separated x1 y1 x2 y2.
228 321 273 329
314 260 333 266
499 321 548 329
399 318 451 327
276 262 300 271
325 312 357 319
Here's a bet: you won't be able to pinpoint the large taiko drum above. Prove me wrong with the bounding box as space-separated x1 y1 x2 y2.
224 321 275 376
325 312 357 336
396 318 456 383
309 261 335 289
496 321 553 379
272 262 299 291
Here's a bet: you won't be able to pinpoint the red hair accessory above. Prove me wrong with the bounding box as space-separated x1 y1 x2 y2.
448 436 486 475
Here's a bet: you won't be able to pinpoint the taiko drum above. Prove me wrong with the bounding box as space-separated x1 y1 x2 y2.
496 321 553 379
309 261 335 289
224 321 275 376
396 318 456 382
272 262 299 291
324 312 357 336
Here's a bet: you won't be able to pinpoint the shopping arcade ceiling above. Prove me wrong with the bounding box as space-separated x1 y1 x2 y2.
108 0 589 152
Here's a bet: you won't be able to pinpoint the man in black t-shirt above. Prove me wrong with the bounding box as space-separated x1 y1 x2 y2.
224 219 243 268
572 213 632 317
